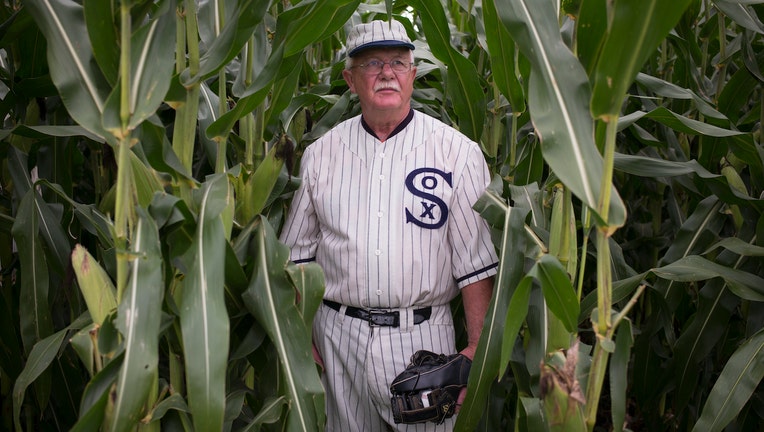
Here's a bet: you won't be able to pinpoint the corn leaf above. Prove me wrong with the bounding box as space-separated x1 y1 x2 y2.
71 352 124 432
610 320 634 432
12 314 89 432
82 0 118 85
110 209 163 432
534 254 579 333
456 183 529 430
242 216 325 432
408 0 485 142
24 0 111 139
11 189 54 353
691 328 764 432
181 0 268 85
652 255 764 301
483 0 526 113
179 174 230 432
277 0 360 57
7 149 71 276
494 0 626 228
590 0 694 117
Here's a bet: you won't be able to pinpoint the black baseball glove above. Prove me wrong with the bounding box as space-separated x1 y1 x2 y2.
390 350 472 424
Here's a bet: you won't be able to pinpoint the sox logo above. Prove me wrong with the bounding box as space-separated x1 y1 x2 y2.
404 167 452 229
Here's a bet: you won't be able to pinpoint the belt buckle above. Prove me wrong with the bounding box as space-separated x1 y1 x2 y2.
368 309 399 327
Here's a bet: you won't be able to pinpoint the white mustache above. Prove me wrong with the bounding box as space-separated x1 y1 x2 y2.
374 82 400 92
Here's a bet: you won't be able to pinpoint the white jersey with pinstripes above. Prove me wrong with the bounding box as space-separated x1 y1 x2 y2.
280 109 498 309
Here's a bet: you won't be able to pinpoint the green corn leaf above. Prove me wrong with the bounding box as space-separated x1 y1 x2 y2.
619 108 745 138
12 314 90 432
127 7 175 130
13 330 59 432
279 93 339 135
407 0 485 142
483 0 526 113
102 7 175 134
206 45 295 140
713 0 764 33
11 190 54 353
25 0 111 139
286 261 326 329
129 150 164 208
110 209 164 432
181 0 268 86
653 197 726 309
652 255 764 301
518 396 546 432
242 396 289 431
590 0 694 118
72 352 124 432
238 138 288 221
137 119 196 185
691 328 764 432
575 0 607 75
610 320 634 432
7 149 72 276
456 190 529 431
82 0 119 85
69 325 96 376
0 124 104 143
673 278 739 412
702 237 764 256
71 244 118 326
634 73 729 120
198 82 221 167
494 0 626 228
263 57 304 131
501 278 532 374
35 179 115 249
534 254 579 333
242 216 325 432
179 174 230 432
278 0 360 57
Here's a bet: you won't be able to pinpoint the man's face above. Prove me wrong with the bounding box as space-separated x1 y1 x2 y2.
342 47 417 114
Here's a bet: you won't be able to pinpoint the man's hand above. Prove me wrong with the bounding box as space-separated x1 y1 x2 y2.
313 342 324 371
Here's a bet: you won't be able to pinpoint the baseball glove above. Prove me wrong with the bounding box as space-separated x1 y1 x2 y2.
390 350 472 424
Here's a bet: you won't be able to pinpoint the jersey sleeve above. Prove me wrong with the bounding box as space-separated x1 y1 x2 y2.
449 143 499 288
279 145 320 263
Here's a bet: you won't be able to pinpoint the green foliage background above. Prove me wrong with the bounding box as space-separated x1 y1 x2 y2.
1 0 762 431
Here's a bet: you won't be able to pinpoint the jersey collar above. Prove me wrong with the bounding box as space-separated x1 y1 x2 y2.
361 108 415 141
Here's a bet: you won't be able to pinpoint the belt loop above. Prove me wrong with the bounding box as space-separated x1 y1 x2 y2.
338 304 348 323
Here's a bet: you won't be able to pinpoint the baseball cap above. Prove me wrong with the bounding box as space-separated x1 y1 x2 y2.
346 20 415 57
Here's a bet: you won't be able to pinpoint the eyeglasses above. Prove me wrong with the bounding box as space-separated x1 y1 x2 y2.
352 59 413 75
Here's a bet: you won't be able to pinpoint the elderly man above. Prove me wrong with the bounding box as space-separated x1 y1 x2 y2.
279 19 498 431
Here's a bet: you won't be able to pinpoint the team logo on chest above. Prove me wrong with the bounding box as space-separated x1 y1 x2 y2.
404 168 452 229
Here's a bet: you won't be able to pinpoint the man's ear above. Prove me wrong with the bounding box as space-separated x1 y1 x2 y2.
342 69 356 93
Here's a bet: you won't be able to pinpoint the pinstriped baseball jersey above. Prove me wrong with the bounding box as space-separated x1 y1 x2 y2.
280 109 498 309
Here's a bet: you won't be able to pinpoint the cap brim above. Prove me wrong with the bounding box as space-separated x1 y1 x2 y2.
348 41 415 57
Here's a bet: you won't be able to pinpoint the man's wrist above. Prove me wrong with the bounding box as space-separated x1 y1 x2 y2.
459 346 477 361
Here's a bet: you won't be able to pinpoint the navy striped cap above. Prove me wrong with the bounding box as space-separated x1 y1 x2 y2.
346 20 415 57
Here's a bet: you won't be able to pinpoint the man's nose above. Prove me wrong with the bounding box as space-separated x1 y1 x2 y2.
380 62 395 75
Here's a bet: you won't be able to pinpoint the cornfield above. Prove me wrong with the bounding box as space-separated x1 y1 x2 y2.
1 0 762 431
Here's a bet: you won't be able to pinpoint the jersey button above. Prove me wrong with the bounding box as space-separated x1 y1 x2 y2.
377 211 383 217
380 153 385 158
379 174 385 180
375 249 381 256
376 290 382 296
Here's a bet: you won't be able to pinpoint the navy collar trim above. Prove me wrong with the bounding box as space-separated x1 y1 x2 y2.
361 108 414 141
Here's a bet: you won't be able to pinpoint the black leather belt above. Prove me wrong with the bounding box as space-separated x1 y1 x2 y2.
323 300 431 327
